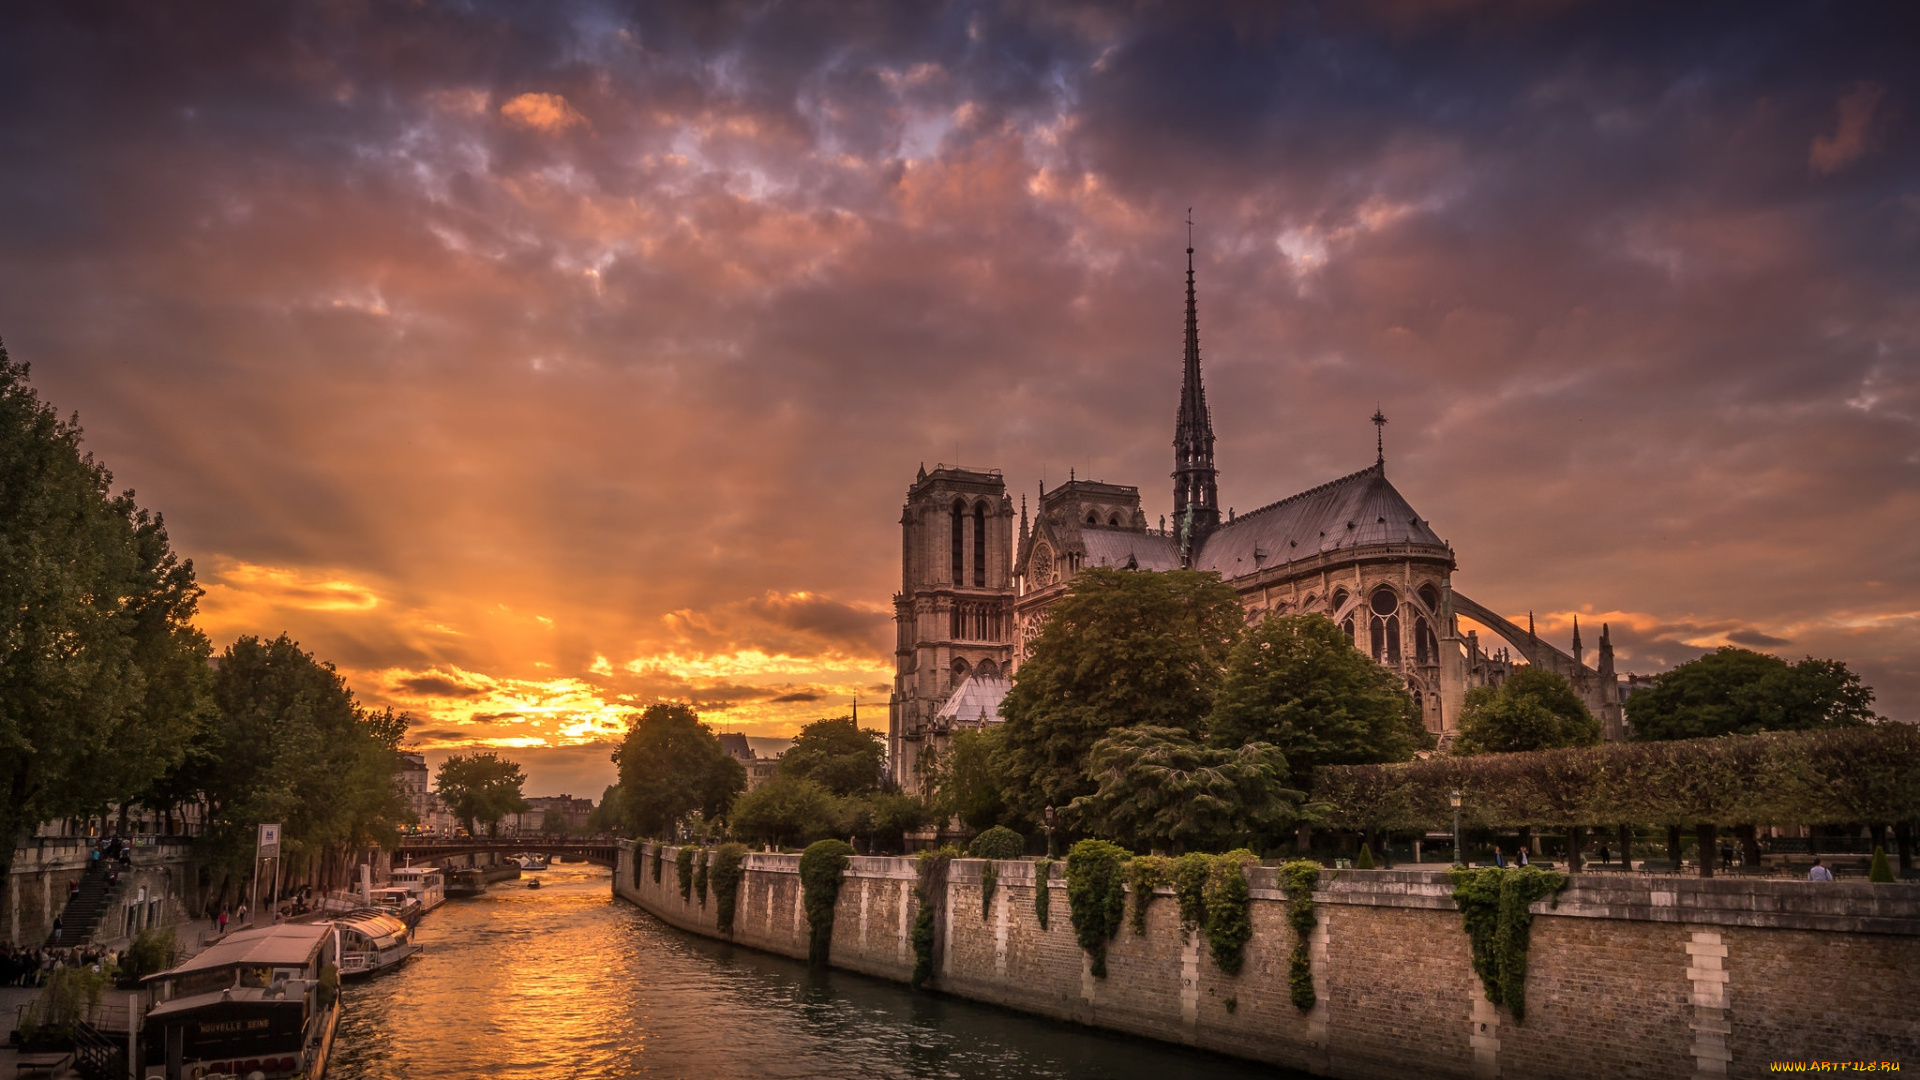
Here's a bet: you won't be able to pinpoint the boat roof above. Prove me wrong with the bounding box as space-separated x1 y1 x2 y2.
153 923 330 980
331 910 409 937
146 982 314 1020
391 866 440 876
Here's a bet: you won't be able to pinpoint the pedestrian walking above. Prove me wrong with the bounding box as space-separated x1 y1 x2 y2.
1808 859 1834 882
218 906 229 934
1599 845 1611 866
1517 847 1531 867
51 916 62 944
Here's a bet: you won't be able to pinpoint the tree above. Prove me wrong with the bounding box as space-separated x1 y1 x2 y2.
540 809 571 837
1069 727 1300 854
925 726 1014 832
585 784 624 834
1626 647 1878 741
845 791 932 854
999 568 1245 819
1206 613 1429 786
728 775 840 849
1454 668 1601 756
434 751 531 839
1 344 213 907
613 704 745 838
778 715 885 796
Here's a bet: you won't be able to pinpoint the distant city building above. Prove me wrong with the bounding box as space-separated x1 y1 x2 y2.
718 732 781 791
396 752 457 833
505 795 596 835
888 245 1631 792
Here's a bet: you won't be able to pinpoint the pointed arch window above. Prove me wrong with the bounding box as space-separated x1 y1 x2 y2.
1415 617 1432 665
973 503 987 587
1342 615 1355 643
1370 617 1385 661
950 499 965 583
1386 614 1402 665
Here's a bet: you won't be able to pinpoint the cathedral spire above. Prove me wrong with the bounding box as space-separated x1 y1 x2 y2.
1371 407 1388 468
1572 616 1584 666
1019 493 1029 543
1172 217 1220 558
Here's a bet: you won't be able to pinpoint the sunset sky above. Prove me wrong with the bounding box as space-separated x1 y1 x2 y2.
2 2 1915 796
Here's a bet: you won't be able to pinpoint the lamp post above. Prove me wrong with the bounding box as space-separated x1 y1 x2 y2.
1450 790 1464 867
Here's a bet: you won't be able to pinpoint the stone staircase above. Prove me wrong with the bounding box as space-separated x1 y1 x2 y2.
47 862 120 946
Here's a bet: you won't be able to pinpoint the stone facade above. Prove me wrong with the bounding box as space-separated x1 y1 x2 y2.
616 844 1920 1079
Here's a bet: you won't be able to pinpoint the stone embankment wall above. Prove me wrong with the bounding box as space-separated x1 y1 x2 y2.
6 838 202 947
615 842 1920 1080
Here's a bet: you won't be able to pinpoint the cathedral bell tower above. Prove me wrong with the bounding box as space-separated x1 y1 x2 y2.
1172 237 1220 562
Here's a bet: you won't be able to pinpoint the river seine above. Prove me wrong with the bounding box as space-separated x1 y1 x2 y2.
330 861 1308 1079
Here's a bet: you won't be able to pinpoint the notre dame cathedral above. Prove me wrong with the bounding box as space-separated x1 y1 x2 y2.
887 245 1625 791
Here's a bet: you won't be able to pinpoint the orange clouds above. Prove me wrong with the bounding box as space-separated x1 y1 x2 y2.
1810 83 1887 175
500 92 588 134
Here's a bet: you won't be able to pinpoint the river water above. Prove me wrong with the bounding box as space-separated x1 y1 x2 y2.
330 862 1309 1080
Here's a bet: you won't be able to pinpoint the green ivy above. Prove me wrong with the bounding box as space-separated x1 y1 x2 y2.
980 860 999 920
799 839 854 966
694 847 710 907
1202 850 1258 975
1033 857 1056 931
1448 866 1567 1021
1127 856 1174 936
651 845 663 884
711 843 748 935
676 846 695 902
1280 859 1324 1010
1066 839 1130 978
912 846 958 988
1173 851 1211 935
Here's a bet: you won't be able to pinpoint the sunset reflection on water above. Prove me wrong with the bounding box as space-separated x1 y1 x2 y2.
330 862 1304 1080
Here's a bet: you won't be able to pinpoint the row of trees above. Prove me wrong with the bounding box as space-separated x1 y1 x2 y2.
1 347 414 912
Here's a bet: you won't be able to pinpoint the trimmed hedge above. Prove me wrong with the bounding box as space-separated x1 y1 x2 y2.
968 826 1025 859
1314 724 1920 832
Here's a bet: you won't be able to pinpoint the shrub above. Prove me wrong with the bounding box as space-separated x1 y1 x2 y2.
799 839 854 965
1356 843 1375 869
124 926 177 981
1127 855 1174 936
912 846 958 988
1066 839 1130 977
968 825 1025 860
694 848 710 907
1032 857 1055 931
1280 860 1323 1010
651 845 663 884
676 846 695 902
1870 845 1895 883
711 843 749 934
1449 866 1566 1021
1202 850 1258 975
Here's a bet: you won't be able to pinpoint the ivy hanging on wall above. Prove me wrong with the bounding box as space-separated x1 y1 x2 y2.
676 846 695 902
651 844 663 884
711 843 748 936
694 847 710 908
1173 852 1211 937
1066 840 1130 977
1032 858 1055 930
1126 856 1173 936
1448 866 1567 1021
979 861 998 920
1201 850 1259 975
1280 859 1325 1010
799 839 853 966
912 846 958 988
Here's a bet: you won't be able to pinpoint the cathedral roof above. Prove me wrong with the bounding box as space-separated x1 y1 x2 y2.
1080 527 1180 571
934 674 1011 725
1193 462 1447 580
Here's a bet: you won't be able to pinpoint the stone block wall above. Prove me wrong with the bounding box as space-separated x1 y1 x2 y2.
615 845 1920 1080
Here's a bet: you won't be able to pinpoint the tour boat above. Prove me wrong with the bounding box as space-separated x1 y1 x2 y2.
445 867 487 897
518 854 549 870
140 922 340 1080
387 866 446 912
364 886 424 927
329 910 421 979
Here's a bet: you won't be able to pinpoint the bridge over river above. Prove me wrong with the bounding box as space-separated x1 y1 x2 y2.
393 835 623 868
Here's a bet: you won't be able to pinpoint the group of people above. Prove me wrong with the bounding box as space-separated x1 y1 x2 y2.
0 944 118 988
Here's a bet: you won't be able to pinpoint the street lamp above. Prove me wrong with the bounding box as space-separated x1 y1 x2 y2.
1450 790 1464 867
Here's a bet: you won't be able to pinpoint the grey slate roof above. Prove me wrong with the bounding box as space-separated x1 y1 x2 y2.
1193 462 1447 581
1079 528 1181 571
934 674 1011 725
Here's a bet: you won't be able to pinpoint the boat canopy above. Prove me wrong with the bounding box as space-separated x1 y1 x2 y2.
331 910 409 941
149 923 332 982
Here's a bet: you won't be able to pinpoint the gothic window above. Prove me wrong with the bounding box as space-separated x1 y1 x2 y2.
1370 616 1385 660
950 605 961 640
951 657 970 689
1331 588 1349 613
1108 514 1120 526
1031 543 1056 587
1413 690 1424 713
950 499 965 583
1370 588 1398 617
1415 617 1432 665
1419 584 1440 613
1387 614 1402 665
1342 615 1355 643
977 659 999 678
973 503 987 587
1086 511 1098 524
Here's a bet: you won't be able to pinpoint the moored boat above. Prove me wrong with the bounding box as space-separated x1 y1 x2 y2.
445 867 487 897
330 910 421 978
140 922 340 1080
365 886 424 927
387 866 446 912
518 854 549 870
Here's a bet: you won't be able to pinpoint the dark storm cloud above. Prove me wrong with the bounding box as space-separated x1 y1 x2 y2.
2 0 1916 761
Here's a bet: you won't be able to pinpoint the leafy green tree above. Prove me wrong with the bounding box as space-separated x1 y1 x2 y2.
613 704 745 838
925 726 1015 832
1207 614 1428 785
1000 568 1245 819
1626 647 1878 741
540 809 571 837
1070 727 1300 854
778 715 885 796
433 751 531 838
0 345 213 906
585 784 624 834
1454 668 1601 756
190 635 410 888
840 791 931 854
728 775 840 848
